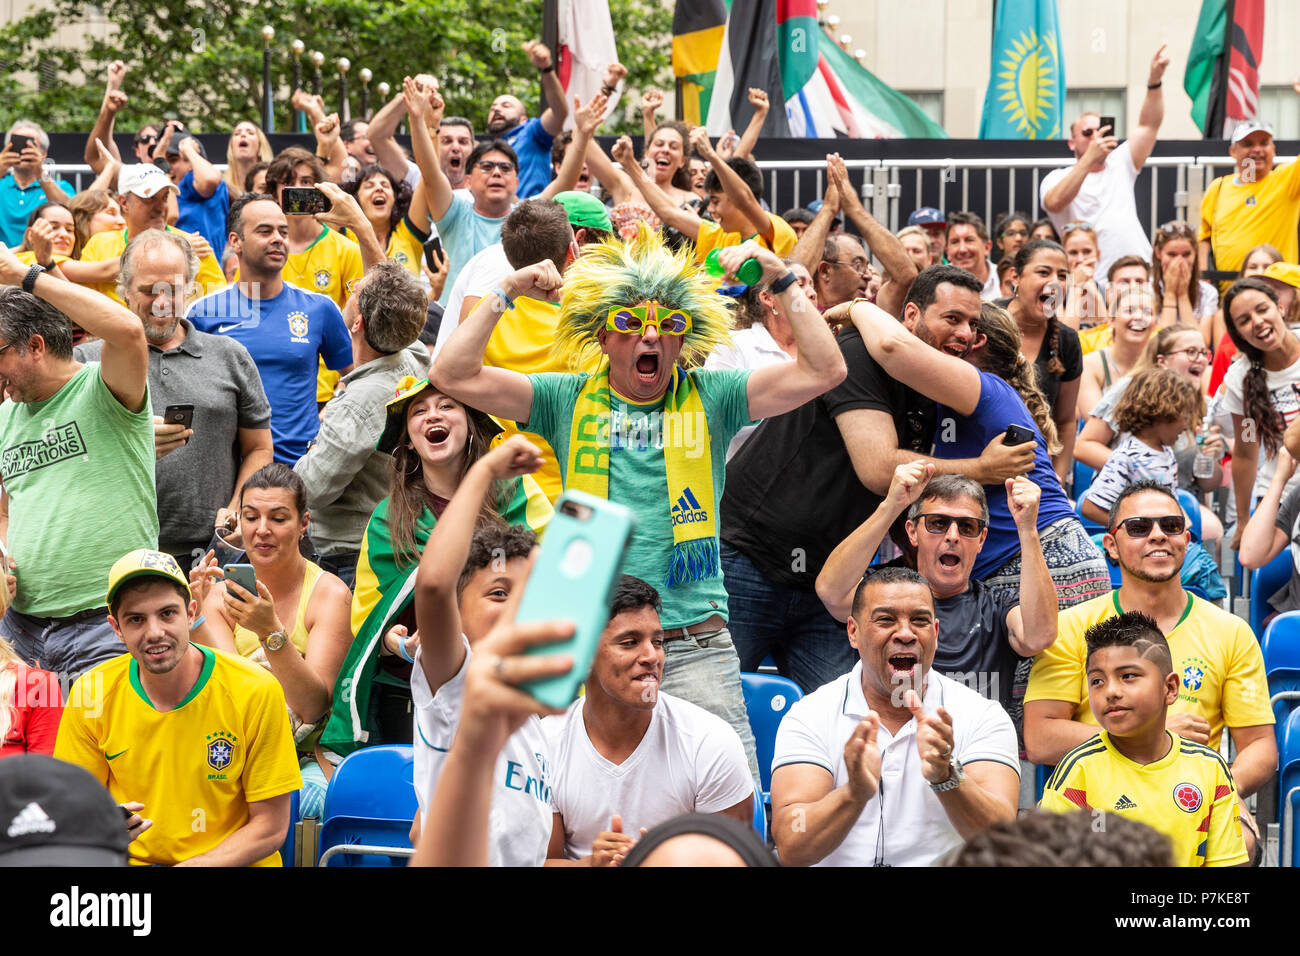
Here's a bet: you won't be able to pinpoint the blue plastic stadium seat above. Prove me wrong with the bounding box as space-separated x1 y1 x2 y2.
279 789 301 866
1072 458 1096 502
1263 612 1300 739
1250 551 1292 641
740 672 803 802
1277 709 1300 864
1074 494 1105 536
751 780 766 843
1175 488 1202 542
318 745 418 867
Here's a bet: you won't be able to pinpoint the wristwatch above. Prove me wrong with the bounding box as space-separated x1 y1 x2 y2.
930 756 965 793
263 630 289 652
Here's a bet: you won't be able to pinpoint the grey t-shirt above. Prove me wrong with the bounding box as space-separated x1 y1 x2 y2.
77 321 271 557
1269 485 1300 614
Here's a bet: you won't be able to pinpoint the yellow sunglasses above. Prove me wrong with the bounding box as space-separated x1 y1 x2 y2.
605 302 692 336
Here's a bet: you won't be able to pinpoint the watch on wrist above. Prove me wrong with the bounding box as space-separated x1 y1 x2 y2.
930 756 965 793
263 630 289 652
21 264 44 294
770 270 798 295
539 63 555 74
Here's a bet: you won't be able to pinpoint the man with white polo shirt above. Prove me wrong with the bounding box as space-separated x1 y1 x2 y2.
544 576 753 865
770 566 1019 867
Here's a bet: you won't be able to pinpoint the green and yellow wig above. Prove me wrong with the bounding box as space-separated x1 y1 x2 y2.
554 223 733 369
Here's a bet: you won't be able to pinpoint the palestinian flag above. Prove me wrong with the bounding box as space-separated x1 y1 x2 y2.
1185 0 1266 137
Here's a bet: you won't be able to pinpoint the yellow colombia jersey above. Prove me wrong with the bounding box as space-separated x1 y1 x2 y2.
1025 591 1273 749
343 216 429 276
694 213 797 264
79 227 227 306
278 226 364 403
1199 160 1300 273
54 645 301 867
1039 731 1247 867
484 295 599 503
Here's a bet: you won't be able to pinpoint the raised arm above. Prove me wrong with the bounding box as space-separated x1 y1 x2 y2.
366 90 411 181
415 435 545 693
838 298 982 415
1004 476 1057 657
733 88 770 161
640 88 663 143
584 136 635 206
1042 132 1115 214
828 154 916 316
0 247 146 411
788 167 839 274
613 136 701 237
1128 44 1169 169
84 61 128 171
432 262 561 423
816 462 934 622
179 136 222 198
539 94 607 200
403 76 453 223
728 242 846 418
524 40 570 136
690 126 772 246
313 113 348 185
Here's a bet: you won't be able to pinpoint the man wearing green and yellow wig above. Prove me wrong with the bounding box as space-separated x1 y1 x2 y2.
434 227 845 773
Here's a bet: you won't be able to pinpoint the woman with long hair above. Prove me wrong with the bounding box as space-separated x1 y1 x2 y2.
67 189 126 259
224 121 273 200
0 635 63 758
1221 278 1300 549
1151 220 1218 328
836 297 1108 609
11 202 75 266
1005 239 1084 483
1060 221 1107 329
340 163 427 275
584 122 701 213
1206 243 1284 392
316 378 552 766
1077 286 1157 417
993 211 1031 261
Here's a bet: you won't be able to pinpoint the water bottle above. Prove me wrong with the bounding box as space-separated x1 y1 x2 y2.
704 247 763 286
1193 422 1215 480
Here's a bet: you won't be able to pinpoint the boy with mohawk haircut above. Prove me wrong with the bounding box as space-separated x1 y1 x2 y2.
1039 611 1248 867
433 226 845 775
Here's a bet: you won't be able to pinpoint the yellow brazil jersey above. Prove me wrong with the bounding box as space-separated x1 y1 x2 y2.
343 216 429 276
79 227 227 306
483 295 599 503
278 226 364 403
15 250 70 267
1025 591 1273 749
1199 161 1300 274
694 213 797 264
54 645 301 867
1039 731 1247 867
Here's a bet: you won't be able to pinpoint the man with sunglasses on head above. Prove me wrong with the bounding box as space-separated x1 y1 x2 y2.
816 463 1057 717
1040 45 1170 277
1025 479 1274 860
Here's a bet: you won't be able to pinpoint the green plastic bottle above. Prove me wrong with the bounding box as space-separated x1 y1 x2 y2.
704 247 763 286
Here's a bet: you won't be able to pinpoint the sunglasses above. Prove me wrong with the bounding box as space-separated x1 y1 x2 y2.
135 134 159 145
475 160 516 175
915 513 986 538
1062 221 1095 234
1112 515 1186 537
605 302 692 336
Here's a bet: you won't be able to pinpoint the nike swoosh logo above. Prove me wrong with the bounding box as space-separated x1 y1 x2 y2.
105 749 129 760
217 323 243 333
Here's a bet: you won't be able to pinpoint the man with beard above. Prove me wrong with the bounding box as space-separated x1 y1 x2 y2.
185 194 351 465
1025 480 1274 861
75 230 273 571
486 40 571 199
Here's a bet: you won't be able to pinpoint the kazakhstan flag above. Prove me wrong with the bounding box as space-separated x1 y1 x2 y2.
979 0 1066 139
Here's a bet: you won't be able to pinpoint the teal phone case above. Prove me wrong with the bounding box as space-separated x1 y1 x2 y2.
518 489 636 710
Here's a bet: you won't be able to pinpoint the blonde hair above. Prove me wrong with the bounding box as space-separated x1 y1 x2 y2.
0 637 22 746
224 123 274 199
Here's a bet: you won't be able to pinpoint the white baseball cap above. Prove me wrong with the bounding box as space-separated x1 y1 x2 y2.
1230 120 1274 145
117 164 178 199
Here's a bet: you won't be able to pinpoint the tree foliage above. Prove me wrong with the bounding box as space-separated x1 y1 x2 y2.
0 0 672 135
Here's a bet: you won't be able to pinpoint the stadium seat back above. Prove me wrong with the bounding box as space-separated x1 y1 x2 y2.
1250 552 1292 640
740 672 803 799
1278 710 1300 863
318 745 418 866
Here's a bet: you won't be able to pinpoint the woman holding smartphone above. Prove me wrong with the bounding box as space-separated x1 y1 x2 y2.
192 464 353 740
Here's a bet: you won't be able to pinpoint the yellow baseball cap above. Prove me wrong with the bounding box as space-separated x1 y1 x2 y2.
106 549 192 608
1262 262 1300 291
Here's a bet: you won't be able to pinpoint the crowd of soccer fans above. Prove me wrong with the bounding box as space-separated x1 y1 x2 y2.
1 40 1299 869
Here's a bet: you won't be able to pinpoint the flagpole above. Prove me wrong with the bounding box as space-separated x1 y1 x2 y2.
1207 0 1235 138
542 0 559 121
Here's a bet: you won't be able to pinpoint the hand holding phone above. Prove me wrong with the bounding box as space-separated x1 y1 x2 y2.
1002 424 1036 446
282 187 332 216
224 563 257 601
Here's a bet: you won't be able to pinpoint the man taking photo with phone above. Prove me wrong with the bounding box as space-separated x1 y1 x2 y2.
0 121 75 248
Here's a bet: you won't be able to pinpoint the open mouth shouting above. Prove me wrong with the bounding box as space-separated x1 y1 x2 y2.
936 550 962 570
425 422 451 448
635 351 661 383
887 650 920 682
